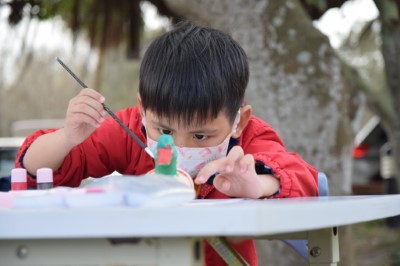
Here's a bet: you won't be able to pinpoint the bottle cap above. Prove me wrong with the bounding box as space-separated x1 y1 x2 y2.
37 168 53 183
11 168 27 182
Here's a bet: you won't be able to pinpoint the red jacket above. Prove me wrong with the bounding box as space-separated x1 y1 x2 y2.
15 105 318 266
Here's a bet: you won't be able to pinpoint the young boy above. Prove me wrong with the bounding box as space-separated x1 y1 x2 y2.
16 21 318 265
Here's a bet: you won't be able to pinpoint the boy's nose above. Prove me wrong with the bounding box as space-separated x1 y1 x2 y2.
172 136 189 148
172 136 185 147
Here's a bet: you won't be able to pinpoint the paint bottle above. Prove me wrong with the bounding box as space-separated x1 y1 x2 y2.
11 168 27 191
37 168 53 190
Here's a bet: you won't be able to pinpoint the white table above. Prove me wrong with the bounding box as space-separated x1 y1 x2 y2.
1 195 400 266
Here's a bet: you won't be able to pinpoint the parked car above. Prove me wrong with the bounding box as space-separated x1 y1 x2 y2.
353 116 400 227
352 116 390 194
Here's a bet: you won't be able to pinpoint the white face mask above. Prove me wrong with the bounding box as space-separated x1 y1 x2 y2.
143 111 240 177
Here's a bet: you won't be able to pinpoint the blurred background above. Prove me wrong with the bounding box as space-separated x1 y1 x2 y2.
0 0 399 265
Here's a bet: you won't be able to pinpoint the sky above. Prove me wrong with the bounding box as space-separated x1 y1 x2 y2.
0 0 379 86
141 1 170 30
314 0 379 48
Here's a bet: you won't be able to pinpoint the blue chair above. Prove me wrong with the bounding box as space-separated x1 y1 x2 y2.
282 172 329 261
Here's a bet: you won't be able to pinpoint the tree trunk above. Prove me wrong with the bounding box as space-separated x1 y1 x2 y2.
163 0 361 264
94 0 110 91
374 0 400 196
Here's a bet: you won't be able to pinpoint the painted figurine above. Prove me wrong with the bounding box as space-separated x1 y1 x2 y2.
152 134 194 188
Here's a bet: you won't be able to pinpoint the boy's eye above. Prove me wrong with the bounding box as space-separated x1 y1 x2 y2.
194 134 208 141
159 128 173 135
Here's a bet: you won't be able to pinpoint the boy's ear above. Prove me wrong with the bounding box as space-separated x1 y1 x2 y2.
232 105 252 138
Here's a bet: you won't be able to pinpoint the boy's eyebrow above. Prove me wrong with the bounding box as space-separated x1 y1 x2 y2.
151 120 218 134
188 128 218 134
151 120 174 130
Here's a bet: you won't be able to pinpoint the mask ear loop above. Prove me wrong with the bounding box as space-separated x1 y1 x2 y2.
231 109 241 135
141 112 147 126
141 113 151 142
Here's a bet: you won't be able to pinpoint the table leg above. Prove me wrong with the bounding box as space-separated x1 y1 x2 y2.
308 227 340 266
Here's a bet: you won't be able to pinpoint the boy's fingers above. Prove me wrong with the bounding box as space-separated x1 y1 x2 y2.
69 112 100 128
80 88 106 103
213 175 231 192
67 89 107 128
195 157 227 184
72 103 105 124
195 147 250 185
79 89 106 115
239 154 254 174
75 95 106 118
223 146 244 172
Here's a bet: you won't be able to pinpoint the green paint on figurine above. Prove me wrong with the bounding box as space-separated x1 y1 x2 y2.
154 134 178 176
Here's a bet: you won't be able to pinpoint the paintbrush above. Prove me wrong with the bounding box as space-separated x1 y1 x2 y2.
56 57 154 159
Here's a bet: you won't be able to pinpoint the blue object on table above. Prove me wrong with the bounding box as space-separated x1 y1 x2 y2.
0 176 11 192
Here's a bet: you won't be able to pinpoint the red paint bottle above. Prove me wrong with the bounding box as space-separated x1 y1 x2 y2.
11 168 27 191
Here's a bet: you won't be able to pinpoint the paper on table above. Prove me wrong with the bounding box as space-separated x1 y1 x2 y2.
84 174 196 208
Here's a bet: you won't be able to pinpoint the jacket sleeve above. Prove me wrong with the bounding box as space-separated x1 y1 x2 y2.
15 109 141 188
241 117 319 198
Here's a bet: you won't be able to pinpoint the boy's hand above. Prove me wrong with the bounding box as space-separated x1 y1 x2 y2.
64 88 106 147
195 146 279 198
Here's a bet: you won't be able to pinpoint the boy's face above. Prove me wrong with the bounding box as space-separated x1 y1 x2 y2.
144 109 235 148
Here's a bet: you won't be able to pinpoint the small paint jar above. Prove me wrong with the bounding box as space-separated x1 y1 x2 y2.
37 168 53 190
11 168 27 191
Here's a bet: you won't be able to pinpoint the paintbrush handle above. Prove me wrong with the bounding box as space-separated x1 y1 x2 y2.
102 104 154 158
56 58 88 88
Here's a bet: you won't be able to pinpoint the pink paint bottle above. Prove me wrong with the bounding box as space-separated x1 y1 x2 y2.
37 168 53 190
11 168 27 191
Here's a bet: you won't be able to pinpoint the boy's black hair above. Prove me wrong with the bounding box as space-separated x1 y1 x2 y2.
139 21 249 126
